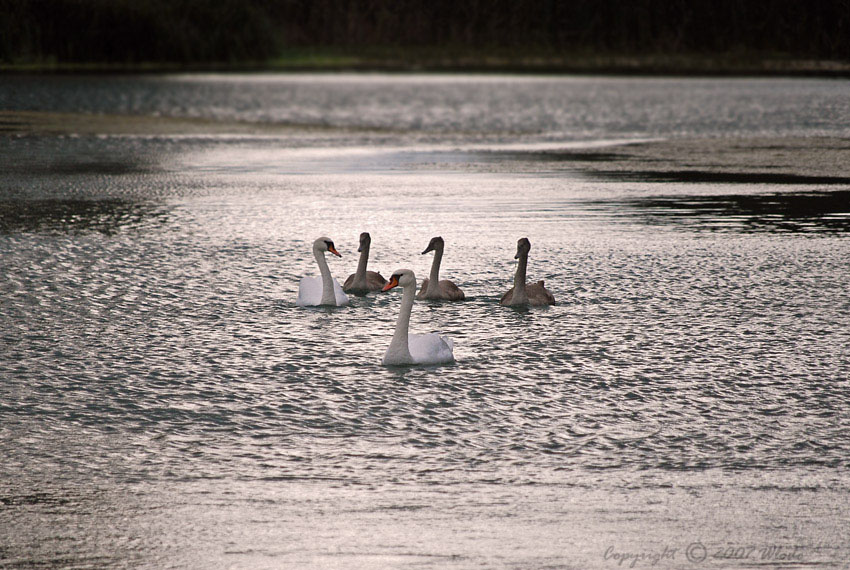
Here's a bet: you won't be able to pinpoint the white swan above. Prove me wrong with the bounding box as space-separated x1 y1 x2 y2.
382 269 455 366
296 237 349 307
500 238 556 307
416 236 465 301
343 232 387 295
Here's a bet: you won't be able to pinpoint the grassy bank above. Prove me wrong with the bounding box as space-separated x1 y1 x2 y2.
4 48 850 77
263 47 850 76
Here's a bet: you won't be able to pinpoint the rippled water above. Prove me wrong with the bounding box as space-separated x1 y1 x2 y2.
5 73 850 138
2 74 850 569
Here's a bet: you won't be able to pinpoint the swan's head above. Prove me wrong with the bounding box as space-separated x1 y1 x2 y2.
422 236 444 255
357 232 371 253
515 237 531 259
313 236 341 257
382 268 416 292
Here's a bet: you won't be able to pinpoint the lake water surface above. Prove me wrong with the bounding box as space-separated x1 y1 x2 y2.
2 74 850 569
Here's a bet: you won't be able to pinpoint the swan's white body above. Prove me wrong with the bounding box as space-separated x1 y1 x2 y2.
297 275 348 307
416 236 465 301
343 232 387 295
382 269 454 366
296 237 349 307
501 237 556 307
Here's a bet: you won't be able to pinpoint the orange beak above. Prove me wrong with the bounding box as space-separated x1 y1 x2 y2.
328 245 341 257
382 275 399 292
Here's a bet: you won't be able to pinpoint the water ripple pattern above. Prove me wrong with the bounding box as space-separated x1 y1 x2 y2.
2 74 850 569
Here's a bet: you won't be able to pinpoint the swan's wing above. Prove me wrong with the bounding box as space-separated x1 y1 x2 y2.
296 276 323 306
409 333 454 364
528 282 556 306
439 280 465 300
332 278 350 306
366 271 387 291
416 278 430 299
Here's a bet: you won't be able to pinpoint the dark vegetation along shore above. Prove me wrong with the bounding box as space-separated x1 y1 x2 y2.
2 0 850 74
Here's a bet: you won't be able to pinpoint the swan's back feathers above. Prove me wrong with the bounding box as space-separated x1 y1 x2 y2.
296 276 349 306
500 283 555 306
500 286 515 306
367 271 388 290
333 279 349 305
344 271 387 294
527 282 556 306
408 333 454 364
416 278 465 301
439 280 466 301
296 276 322 306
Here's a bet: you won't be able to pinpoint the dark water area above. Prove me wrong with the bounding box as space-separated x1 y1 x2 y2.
613 190 850 233
599 170 850 185
0 199 169 235
1 74 850 569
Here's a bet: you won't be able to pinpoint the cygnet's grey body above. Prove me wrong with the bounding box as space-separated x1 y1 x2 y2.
500 237 555 307
343 232 387 295
416 236 465 301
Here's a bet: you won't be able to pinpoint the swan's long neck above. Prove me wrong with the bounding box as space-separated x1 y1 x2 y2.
512 251 529 305
353 242 370 286
314 248 336 305
427 246 443 294
388 281 415 362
